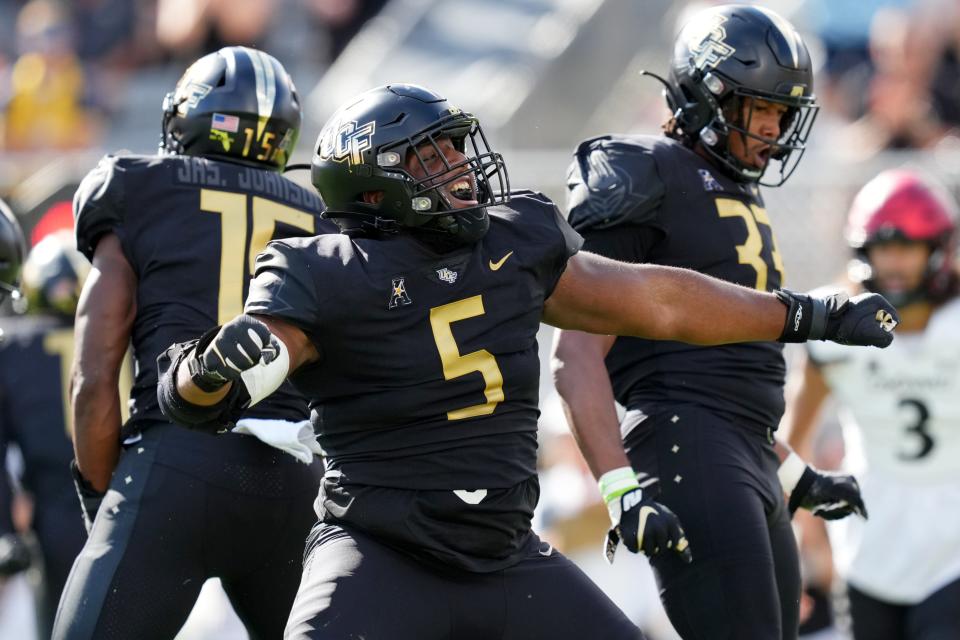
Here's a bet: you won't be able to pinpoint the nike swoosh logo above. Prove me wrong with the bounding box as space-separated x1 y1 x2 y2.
489 251 513 271
635 505 658 550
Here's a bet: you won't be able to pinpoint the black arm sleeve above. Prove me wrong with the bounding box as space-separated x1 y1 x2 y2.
565 136 665 234
542 205 584 298
74 155 125 261
245 239 324 335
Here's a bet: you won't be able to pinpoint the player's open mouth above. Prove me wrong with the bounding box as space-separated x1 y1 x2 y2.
447 180 478 204
755 147 771 166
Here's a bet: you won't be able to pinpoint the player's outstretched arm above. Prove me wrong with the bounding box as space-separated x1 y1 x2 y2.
72 234 136 493
543 251 899 347
162 313 317 428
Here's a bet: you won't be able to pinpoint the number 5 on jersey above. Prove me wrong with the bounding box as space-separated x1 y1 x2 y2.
430 295 505 420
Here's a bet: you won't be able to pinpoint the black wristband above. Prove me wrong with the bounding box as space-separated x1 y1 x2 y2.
187 352 227 392
788 466 817 513
775 289 814 343
69 459 105 499
186 325 226 392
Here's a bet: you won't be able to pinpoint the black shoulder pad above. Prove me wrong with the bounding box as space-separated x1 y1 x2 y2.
552 204 583 259
500 190 582 255
245 237 324 333
565 135 665 233
74 155 125 261
508 189 555 206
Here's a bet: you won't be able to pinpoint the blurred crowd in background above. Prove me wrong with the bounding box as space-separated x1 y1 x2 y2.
0 0 388 150
1 0 959 638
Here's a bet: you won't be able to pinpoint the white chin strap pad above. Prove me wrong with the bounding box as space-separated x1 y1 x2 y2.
240 336 290 406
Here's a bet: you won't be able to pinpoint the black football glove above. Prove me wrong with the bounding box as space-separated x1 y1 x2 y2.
70 459 105 534
789 466 868 521
0 533 31 577
600 468 692 564
188 314 279 392
776 289 899 347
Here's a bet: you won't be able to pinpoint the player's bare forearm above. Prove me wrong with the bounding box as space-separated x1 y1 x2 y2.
71 234 136 492
544 251 785 344
551 330 629 478
174 361 234 404
780 355 831 457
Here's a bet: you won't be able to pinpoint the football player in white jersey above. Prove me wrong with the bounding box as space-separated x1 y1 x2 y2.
783 169 960 639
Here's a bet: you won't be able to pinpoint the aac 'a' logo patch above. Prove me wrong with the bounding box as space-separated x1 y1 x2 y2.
699 169 722 192
388 277 413 309
318 118 376 167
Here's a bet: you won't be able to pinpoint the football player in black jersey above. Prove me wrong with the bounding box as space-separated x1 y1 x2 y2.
0 198 25 309
52 47 334 640
553 5 868 639
158 83 896 640
0 231 90 638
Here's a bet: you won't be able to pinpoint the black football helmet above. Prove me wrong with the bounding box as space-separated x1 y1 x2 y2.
22 230 89 318
160 46 301 171
0 198 25 305
311 84 509 244
662 4 818 186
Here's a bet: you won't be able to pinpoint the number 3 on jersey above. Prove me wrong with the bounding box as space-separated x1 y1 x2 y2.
897 397 935 460
715 198 786 291
430 295 505 421
201 189 315 324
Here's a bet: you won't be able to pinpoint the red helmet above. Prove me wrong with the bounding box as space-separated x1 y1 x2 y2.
846 169 958 306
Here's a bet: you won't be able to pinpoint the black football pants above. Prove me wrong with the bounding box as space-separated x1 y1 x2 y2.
624 406 801 640
848 577 960 640
284 522 643 639
51 424 323 640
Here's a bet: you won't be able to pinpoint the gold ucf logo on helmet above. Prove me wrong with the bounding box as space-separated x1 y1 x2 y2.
318 118 376 166
180 82 213 111
689 14 735 70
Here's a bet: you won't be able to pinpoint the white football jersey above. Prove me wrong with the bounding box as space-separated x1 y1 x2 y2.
807 296 960 603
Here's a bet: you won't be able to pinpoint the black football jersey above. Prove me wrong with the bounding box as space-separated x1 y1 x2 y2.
0 316 81 527
246 191 581 491
567 134 787 429
74 153 334 432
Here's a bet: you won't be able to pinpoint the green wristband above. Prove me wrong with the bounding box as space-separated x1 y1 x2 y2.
598 466 641 504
